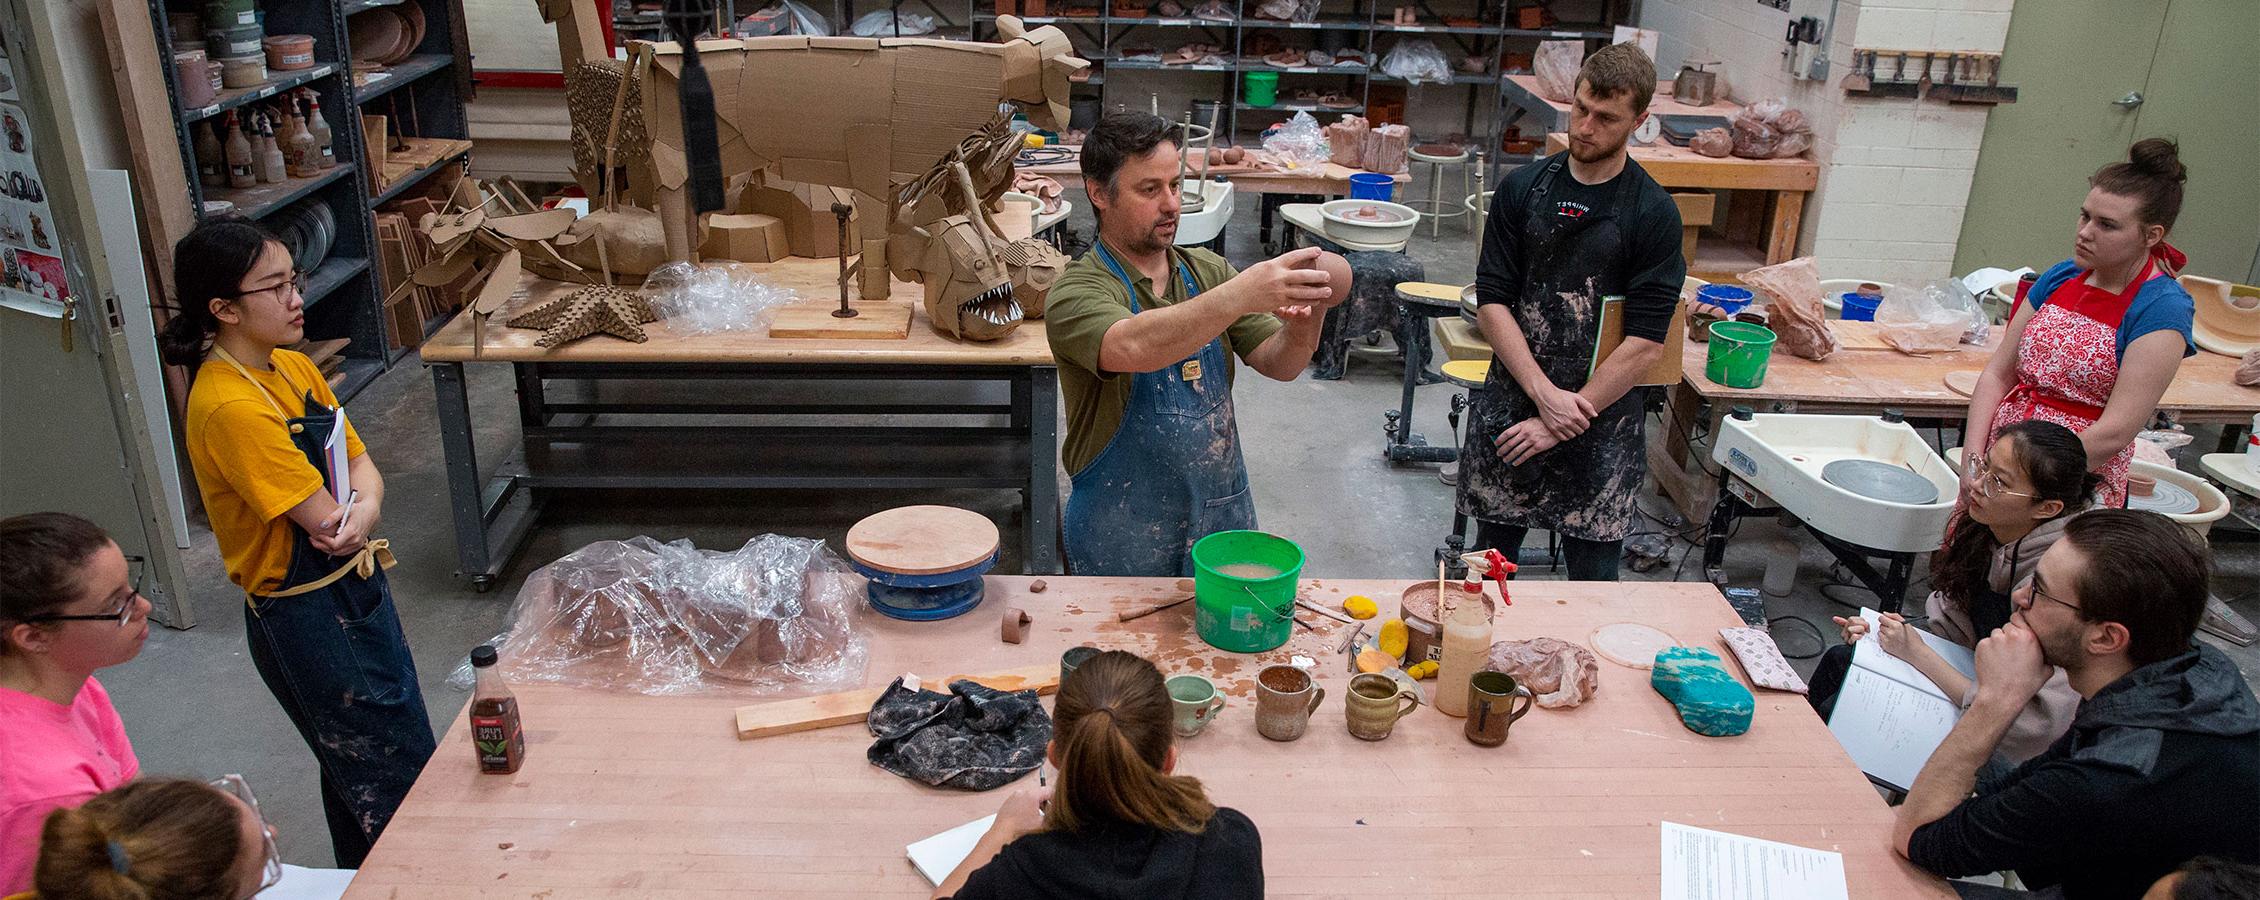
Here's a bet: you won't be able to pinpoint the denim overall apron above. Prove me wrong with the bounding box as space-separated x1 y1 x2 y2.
211 347 437 868
1062 245 1257 576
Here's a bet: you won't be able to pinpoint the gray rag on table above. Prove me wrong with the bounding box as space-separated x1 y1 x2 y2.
866 678 1052 791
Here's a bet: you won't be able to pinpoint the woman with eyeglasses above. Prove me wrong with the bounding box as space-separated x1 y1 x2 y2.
157 220 434 868
0 513 146 894
17 777 284 900
1805 420 2092 762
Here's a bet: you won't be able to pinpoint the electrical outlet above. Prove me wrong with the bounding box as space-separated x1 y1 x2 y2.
1758 0 1788 10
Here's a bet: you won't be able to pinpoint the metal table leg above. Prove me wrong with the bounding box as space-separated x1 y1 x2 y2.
1025 366 1063 574
433 362 493 589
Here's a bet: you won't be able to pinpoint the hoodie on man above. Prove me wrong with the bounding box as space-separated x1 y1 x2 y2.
1905 643 2260 900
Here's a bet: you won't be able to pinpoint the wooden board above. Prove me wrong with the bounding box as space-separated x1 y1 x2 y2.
373 137 473 199
1829 320 1899 352
733 662 1059 740
1943 370 1982 397
845 505 1001 575
1594 296 1689 386
767 298 914 340
347 577 1951 898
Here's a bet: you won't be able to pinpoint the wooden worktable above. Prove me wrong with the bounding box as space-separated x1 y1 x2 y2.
419 259 1063 588
1649 325 2260 519
420 259 1054 367
1017 151 1406 197
1504 75 1748 135
1542 133 1818 282
346 576 1951 897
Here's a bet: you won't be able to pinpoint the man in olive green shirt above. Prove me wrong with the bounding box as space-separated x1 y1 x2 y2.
1047 110 1350 576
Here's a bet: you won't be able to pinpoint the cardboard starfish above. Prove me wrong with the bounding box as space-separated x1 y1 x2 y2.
508 285 658 347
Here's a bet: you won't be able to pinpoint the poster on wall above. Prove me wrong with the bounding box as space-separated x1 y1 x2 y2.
0 27 65 318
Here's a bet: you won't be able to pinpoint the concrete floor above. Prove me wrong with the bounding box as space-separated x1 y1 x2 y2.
101 195 2260 868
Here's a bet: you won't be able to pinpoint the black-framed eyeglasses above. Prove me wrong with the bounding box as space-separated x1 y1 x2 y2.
209 774 283 892
21 555 144 627
232 271 304 302
2026 577 2082 615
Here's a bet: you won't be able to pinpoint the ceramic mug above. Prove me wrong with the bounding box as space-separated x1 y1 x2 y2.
1255 664 1326 741
1345 672 1421 741
1464 670 1535 747
1166 674 1226 737
1060 646 1101 686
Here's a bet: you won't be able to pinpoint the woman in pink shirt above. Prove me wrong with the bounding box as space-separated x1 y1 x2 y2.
0 513 147 893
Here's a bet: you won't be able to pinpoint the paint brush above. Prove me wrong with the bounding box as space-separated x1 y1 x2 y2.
1117 594 1195 622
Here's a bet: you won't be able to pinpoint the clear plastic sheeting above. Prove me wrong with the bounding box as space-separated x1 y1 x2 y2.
1261 111 1331 171
456 536 868 696
1379 39 1450 86
1876 279 1988 353
1532 40 1585 102
643 261 797 335
849 9 936 35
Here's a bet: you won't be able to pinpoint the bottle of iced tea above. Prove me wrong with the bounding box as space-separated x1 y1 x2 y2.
468 644 525 774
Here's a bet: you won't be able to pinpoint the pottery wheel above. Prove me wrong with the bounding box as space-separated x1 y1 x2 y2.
846 505 1000 575
1822 459 1940 505
2127 478 2200 516
1590 622 1678 669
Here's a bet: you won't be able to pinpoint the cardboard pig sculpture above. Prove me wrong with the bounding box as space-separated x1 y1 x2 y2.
638 17 1083 340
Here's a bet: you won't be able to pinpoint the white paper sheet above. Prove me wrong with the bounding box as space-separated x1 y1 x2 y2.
1850 607 1975 702
1660 821 1849 900
907 814 995 886
1828 665 1961 791
255 864 355 899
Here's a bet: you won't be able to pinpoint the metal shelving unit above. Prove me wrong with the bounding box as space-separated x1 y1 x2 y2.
145 0 472 397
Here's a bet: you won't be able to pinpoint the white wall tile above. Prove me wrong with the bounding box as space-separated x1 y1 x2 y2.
1931 10 2011 51
1854 6 1935 49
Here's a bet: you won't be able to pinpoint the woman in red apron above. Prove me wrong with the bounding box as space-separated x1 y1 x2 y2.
1964 139 2196 508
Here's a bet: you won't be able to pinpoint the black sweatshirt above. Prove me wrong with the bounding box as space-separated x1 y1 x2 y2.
945 807 1262 900
1473 153 1685 344
1905 644 2260 899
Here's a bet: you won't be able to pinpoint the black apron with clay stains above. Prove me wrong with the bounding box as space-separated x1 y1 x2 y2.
1456 156 1648 542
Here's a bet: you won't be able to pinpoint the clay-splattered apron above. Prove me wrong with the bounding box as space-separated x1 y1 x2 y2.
1063 244 1256 576
1989 258 2159 508
211 347 437 868
1456 157 1646 542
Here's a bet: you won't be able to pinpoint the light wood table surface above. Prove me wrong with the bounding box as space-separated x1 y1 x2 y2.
418 260 1062 588
1541 133 1818 282
1018 154 1407 197
1504 75 1746 134
420 259 1054 367
346 576 1951 898
1649 327 2260 519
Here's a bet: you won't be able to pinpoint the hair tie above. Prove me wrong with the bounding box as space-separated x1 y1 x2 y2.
105 840 131 874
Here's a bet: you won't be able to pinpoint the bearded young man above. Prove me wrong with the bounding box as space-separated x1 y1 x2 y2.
1456 42 1686 581
1893 510 2260 899
1042 111 1351 576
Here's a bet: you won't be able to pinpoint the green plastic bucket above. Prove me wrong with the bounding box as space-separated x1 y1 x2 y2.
1242 71 1279 108
1189 530 1304 653
1704 321 1777 389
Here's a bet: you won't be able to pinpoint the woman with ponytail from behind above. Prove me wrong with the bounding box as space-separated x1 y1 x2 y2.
161 220 433 868
1807 420 2093 762
1961 138 2197 508
934 651 1262 899
17 778 278 900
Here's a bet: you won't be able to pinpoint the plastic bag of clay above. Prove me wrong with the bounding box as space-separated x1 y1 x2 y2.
1485 638 1600 708
1740 256 1837 360
1690 126 1733 158
1532 40 1585 102
1380 38 1450 86
1361 123 1410 175
2136 427 2194 465
458 535 867 696
1261 111 1331 171
1325 115 1370 168
1875 279 1985 354
644 260 797 334
849 9 935 34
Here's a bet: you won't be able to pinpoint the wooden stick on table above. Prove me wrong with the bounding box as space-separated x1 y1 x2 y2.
1118 594 1195 622
733 663 1058 740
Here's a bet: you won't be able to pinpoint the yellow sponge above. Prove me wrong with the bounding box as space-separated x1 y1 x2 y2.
1377 618 1408 658
1343 595 1379 619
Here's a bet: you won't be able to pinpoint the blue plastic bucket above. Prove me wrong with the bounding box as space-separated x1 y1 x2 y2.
1840 292 1882 321
1348 172 1394 201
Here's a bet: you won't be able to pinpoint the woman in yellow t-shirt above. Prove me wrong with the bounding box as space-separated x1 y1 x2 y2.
158 221 433 868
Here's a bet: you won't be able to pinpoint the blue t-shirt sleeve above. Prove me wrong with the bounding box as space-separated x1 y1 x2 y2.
2026 259 2082 311
2120 278 2196 359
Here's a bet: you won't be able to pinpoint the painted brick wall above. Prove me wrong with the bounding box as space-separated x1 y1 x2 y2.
1633 0 2015 283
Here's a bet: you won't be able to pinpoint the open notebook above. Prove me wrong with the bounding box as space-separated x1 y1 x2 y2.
1826 608 1978 792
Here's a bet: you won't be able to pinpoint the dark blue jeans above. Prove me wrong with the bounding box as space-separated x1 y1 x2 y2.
245 555 436 868
1476 520 1624 582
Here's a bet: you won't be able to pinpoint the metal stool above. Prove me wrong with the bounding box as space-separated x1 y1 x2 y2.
1406 144 1472 238
1383 281 1463 464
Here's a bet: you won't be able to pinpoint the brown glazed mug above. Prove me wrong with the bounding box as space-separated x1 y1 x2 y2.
1255 664 1326 741
1345 672 1421 741
1464 670 1534 747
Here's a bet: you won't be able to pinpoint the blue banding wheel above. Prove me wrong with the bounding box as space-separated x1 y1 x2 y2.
849 550 999 621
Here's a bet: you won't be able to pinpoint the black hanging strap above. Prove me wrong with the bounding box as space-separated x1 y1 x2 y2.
664 0 727 213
